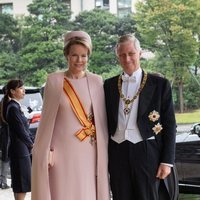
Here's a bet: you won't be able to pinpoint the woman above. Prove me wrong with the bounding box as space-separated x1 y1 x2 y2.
0 85 10 189
4 79 33 200
31 31 110 200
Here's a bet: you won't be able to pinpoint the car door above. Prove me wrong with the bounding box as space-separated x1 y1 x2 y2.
176 133 200 186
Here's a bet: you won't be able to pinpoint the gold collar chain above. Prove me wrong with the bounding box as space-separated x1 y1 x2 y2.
118 71 148 115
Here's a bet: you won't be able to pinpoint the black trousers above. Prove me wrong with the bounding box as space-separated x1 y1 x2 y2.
108 140 170 200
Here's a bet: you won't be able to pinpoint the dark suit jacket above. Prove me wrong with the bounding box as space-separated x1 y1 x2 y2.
0 99 10 161
104 71 176 165
6 100 33 158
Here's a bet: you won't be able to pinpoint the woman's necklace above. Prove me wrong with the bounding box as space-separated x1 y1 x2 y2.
118 71 148 115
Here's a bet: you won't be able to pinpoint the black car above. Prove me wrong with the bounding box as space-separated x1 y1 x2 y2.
0 86 43 139
176 123 200 194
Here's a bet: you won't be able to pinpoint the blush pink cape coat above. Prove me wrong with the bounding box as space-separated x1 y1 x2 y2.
31 71 110 200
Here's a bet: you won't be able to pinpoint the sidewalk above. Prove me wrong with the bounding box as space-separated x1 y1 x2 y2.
0 179 31 200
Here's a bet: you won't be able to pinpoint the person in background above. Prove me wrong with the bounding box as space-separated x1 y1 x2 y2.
104 34 177 200
0 85 10 189
31 30 110 200
4 79 33 200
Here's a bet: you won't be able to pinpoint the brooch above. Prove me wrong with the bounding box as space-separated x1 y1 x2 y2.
148 110 160 122
148 110 163 135
152 123 163 135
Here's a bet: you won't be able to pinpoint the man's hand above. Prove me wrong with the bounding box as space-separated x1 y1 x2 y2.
156 164 171 179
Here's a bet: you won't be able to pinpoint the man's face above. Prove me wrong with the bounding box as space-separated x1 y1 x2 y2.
117 41 141 75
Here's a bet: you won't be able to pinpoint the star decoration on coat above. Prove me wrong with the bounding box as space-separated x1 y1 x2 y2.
152 123 163 135
148 110 160 122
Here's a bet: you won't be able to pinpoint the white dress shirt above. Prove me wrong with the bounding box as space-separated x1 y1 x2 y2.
111 68 155 144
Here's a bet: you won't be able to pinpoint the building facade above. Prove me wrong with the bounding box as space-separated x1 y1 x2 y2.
70 0 137 17
0 0 138 18
0 0 32 17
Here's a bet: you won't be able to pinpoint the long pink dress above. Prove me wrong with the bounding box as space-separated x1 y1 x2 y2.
49 77 97 199
31 72 110 200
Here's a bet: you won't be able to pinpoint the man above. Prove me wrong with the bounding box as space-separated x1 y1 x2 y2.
104 34 177 200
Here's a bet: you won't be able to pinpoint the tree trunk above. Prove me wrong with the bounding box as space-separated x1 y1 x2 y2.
194 65 198 75
178 80 184 113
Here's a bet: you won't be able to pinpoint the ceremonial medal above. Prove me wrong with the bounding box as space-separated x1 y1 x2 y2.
124 107 131 115
118 72 148 115
125 99 131 105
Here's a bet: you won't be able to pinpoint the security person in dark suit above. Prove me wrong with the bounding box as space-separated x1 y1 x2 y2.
104 34 177 200
0 85 10 189
3 79 33 200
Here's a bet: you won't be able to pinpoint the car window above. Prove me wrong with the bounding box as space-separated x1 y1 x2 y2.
20 93 43 112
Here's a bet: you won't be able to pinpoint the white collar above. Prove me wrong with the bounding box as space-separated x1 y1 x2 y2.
123 68 142 83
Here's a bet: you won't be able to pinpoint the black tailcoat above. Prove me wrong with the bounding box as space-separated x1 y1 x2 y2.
104 71 176 165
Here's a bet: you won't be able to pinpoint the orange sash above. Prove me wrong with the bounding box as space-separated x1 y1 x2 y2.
63 78 96 142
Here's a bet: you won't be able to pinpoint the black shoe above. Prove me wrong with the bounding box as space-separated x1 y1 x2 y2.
1 183 10 189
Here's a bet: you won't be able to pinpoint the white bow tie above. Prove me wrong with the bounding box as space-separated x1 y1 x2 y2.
121 75 136 82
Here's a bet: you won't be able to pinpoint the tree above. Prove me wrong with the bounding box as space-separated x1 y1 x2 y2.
17 0 72 86
189 0 200 76
72 9 139 78
135 0 199 112
0 13 20 53
0 53 19 85
0 14 21 84
72 9 118 75
115 14 137 37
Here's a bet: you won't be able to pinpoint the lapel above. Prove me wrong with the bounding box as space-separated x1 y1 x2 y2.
86 72 100 115
137 71 156 120
7 100 20 115
110 75 120 119
85 72 94 104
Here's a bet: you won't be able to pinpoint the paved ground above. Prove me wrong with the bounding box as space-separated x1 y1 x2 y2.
0 123 197 200
0 179 30 200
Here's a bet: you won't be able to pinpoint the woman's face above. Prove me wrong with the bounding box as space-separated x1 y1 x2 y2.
11 86 25 101
67 44 89 74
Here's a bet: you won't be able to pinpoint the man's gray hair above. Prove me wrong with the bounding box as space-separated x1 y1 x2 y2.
115 34 141 56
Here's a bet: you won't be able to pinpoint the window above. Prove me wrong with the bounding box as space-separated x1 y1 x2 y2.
95 0 109 9
0 3 13 15
103 0 109 7
118 0 131 8
118 0 131 17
